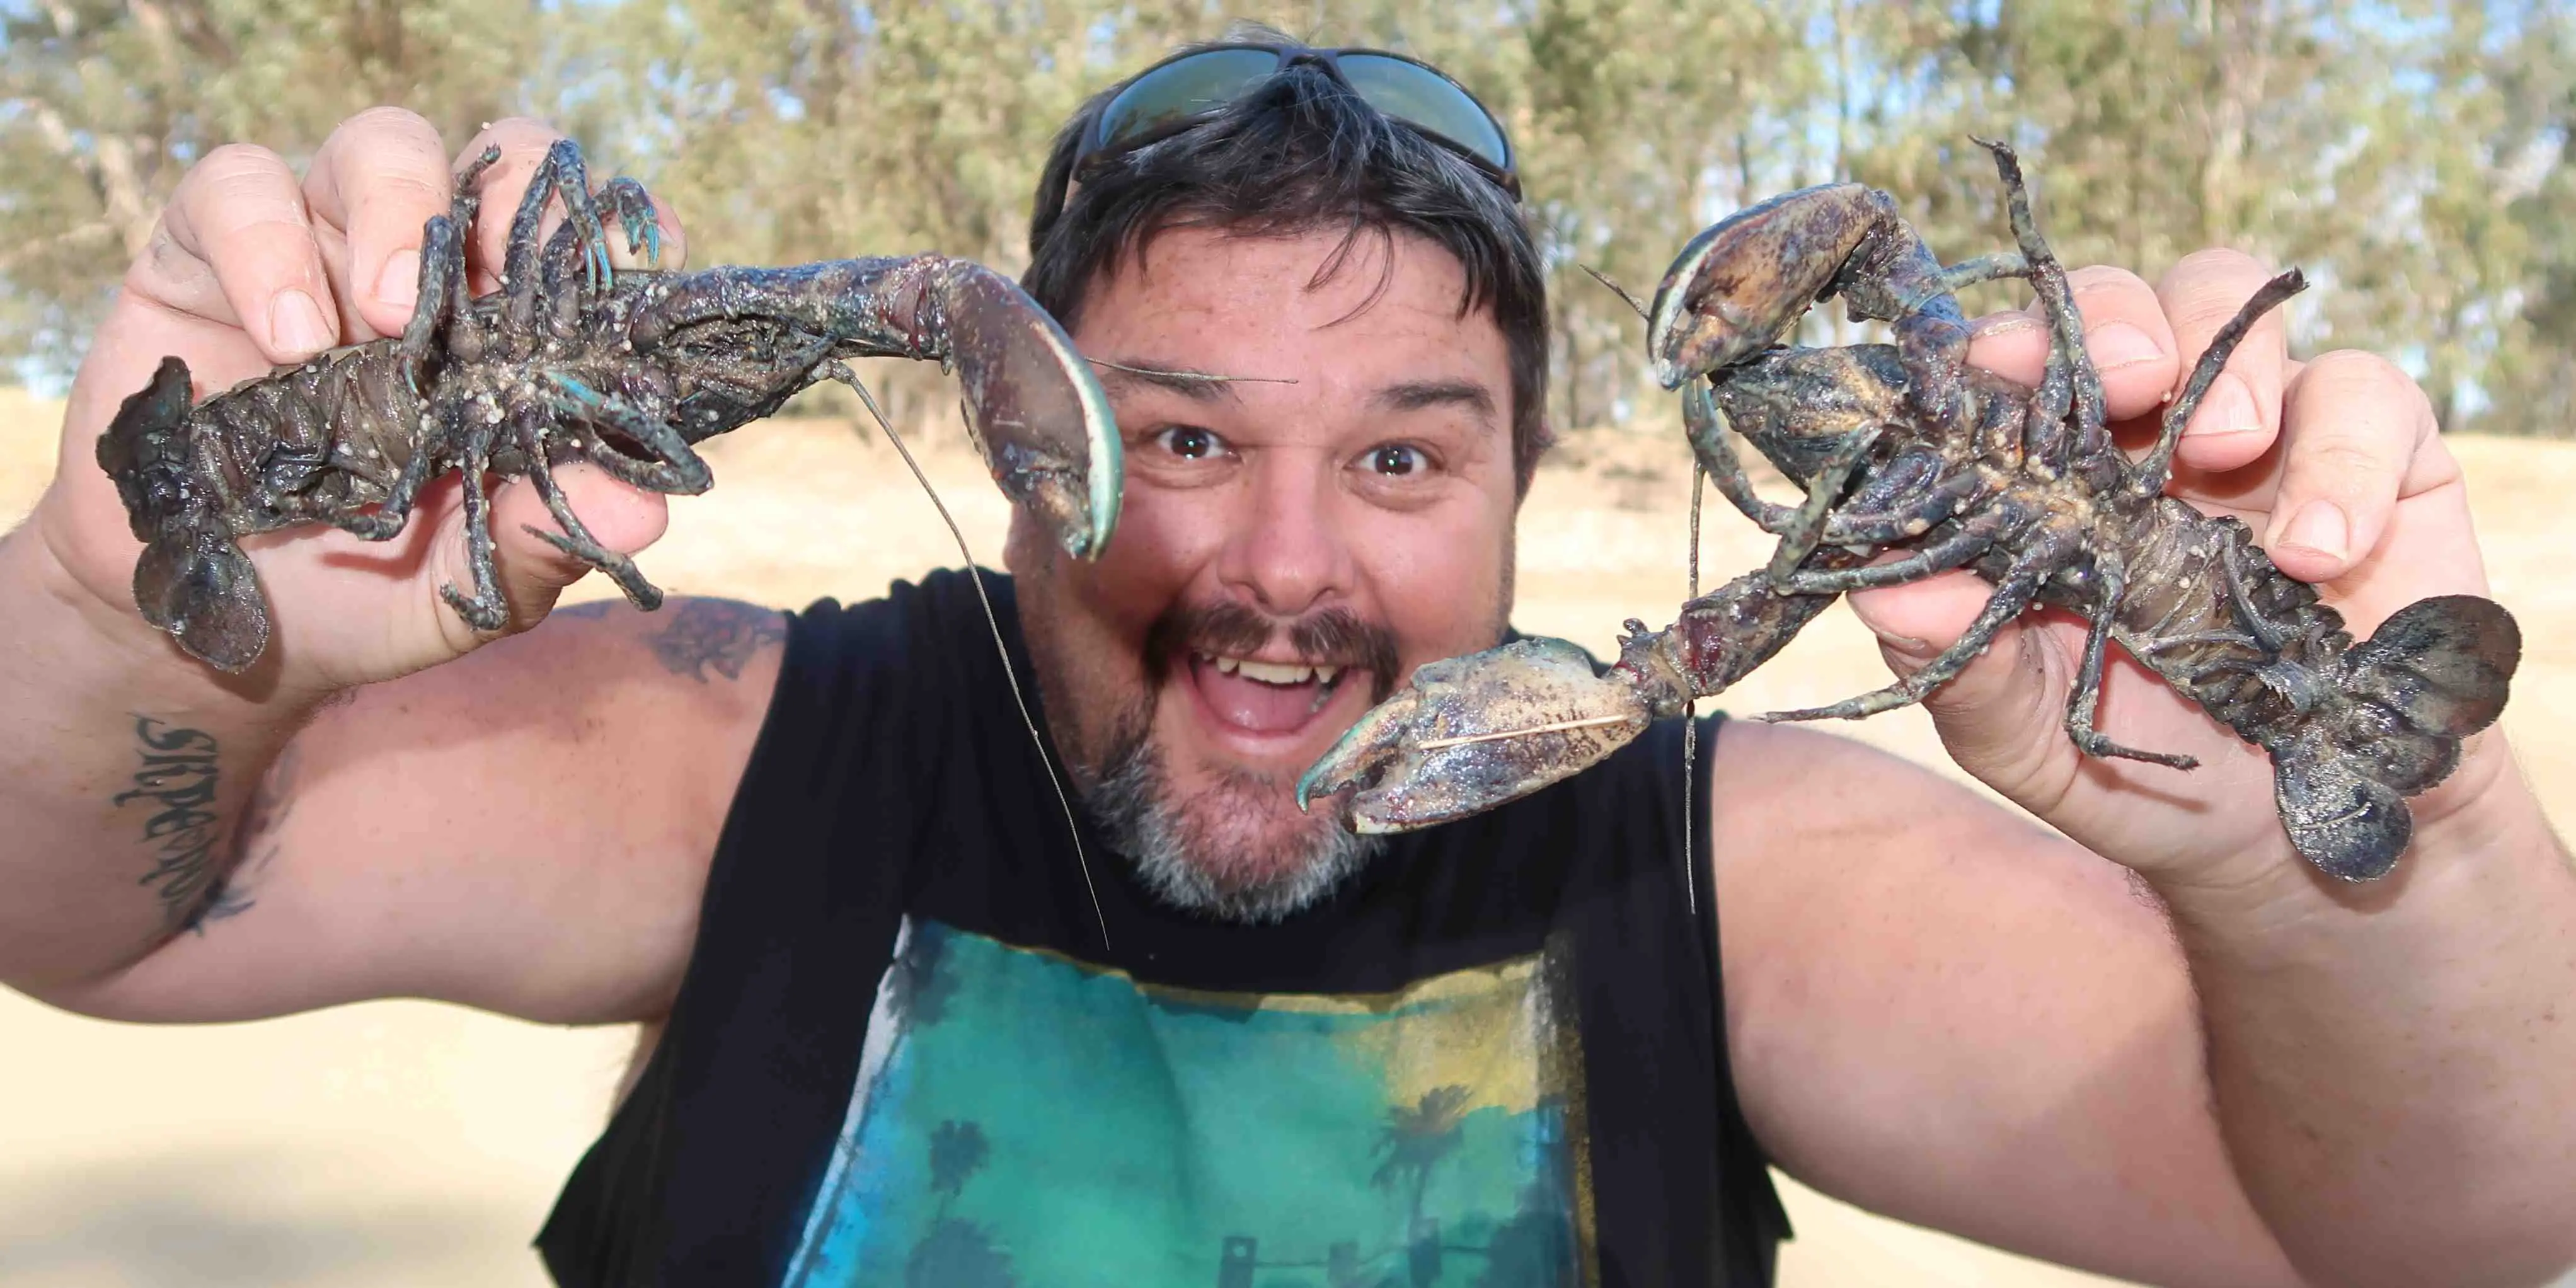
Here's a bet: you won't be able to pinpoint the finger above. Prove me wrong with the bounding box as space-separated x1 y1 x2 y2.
1965 308 2050 385
2154 249 2291 476
2064 266 2184 421
428 464 670 646
303 107 459 340
2260 349 2438 583
1962 267 2180 417
1842 572 2076 796
149 144 340 363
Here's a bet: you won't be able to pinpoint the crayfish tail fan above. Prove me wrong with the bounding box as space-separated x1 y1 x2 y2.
97 357 271 673
2275 595 2521 881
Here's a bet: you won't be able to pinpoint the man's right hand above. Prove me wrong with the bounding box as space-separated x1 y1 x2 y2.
1 110 757 1028
34 109 687 696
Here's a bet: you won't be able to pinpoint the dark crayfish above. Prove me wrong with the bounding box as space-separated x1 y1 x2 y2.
1303 141 2519 882
98 137 1121 673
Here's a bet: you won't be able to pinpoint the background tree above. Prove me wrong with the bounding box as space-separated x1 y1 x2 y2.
0 0 2566 438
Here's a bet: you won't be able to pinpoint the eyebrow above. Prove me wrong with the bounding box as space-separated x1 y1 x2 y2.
1373 378 1498 425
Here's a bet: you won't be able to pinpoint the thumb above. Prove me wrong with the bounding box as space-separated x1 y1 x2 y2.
1844 571 2076 798
434 464 670 642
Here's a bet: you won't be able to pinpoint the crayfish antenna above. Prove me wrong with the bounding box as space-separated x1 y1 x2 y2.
1582 265 1652 323
828 362 1113 953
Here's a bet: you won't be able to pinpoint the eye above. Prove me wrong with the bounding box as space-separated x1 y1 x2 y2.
1155 426 1224 461
1367 443 1426 477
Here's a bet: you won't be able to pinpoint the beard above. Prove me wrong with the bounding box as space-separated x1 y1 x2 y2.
1085 725 1388 923
1056 595 1400 924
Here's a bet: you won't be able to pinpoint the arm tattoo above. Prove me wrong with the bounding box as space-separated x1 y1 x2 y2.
110 715 228 929
553 600 617 621
185 741 300 933
647 599 788 682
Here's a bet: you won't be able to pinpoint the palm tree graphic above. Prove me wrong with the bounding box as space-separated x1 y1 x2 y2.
1373 1085 1473 1231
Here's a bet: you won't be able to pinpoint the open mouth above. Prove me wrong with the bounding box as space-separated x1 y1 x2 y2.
1185 650 1355 738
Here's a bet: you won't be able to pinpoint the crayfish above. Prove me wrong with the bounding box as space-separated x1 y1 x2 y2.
98 137 1122 673
1302 141 2519 883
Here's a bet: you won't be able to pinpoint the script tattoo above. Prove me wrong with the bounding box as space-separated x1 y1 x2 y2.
187 740 301 933
111 715 227 928
647 599 787 682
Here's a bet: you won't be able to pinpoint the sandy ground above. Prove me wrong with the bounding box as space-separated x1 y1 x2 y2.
1 386 2567 1287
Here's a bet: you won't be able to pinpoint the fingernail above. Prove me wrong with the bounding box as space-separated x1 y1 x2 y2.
2086 321 2166 371
268 289 335 355
1970 314 2042 340
2274 500 2349 563
374 250 420 313
2188 372 2263 437
1871 627 1939 662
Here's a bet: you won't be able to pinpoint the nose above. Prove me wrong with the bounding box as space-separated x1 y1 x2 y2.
1215 449 1357 621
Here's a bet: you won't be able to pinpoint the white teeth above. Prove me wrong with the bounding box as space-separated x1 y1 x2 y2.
1198 652 1355 688
1234 658 1313 685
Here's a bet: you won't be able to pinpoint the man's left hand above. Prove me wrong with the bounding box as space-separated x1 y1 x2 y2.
1848 248 2510 890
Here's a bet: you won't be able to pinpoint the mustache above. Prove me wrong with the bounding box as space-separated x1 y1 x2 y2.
1145 598 1403 702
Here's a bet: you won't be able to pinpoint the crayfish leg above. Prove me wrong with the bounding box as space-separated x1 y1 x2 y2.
598 178 662 271
1780 508 2008 595
1762 424 1882 590
1680 381 1802 536
520 451 664 611
2062 556 2200 769
1757 538 2063 725
1973 139 2104 466
436 431 511 634
398 212 471 394
2130 268 2308 498
502 139 615 331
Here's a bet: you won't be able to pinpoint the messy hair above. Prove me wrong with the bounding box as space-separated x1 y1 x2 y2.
1023 33 1554 488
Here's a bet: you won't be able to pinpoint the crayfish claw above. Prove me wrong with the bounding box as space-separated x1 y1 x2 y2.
933 261 1122 561
1299 637 1654 834
600 177 662 271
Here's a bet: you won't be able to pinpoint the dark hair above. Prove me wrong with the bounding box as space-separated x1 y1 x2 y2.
1023 42 1554 488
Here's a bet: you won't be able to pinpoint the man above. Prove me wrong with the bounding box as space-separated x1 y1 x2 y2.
3 37 2572 1288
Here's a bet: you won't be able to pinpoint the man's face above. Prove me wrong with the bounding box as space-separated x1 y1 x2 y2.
1007 224 1522 920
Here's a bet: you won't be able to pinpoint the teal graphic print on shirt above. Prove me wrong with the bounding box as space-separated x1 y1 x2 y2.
783 917 1594 1287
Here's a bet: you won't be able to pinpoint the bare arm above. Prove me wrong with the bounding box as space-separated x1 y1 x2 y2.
1713 721 2309 1287
12 591 779 1025
7 577 781 1026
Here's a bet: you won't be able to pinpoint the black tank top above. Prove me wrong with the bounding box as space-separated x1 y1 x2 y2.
538 568 1786 1285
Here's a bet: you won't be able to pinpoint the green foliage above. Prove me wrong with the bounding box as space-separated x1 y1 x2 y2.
1 0 2569 435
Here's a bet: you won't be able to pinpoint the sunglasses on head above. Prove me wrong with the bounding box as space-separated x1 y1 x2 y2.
1074 43 1520 198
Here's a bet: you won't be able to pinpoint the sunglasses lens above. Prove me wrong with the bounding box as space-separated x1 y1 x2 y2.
1335 54 1512 173
1095 48 1283 153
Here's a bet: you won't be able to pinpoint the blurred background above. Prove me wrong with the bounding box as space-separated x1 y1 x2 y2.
1 1 2571 1285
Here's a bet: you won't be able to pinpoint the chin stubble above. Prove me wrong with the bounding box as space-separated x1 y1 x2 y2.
1084 723 1387 924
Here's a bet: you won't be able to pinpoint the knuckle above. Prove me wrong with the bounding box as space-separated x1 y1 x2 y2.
2301 348 2437 434
342 106 443 150
343 104 437 137
357 170 454 216
2295 435 2399 490
471 117 563 156
189 142 292 190
2304 347 2415 394
2065 263 2151 299
2169 246 2274 283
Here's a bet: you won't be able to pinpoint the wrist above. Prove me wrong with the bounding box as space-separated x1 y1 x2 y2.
6 500 334 723
2146 730 2557 953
